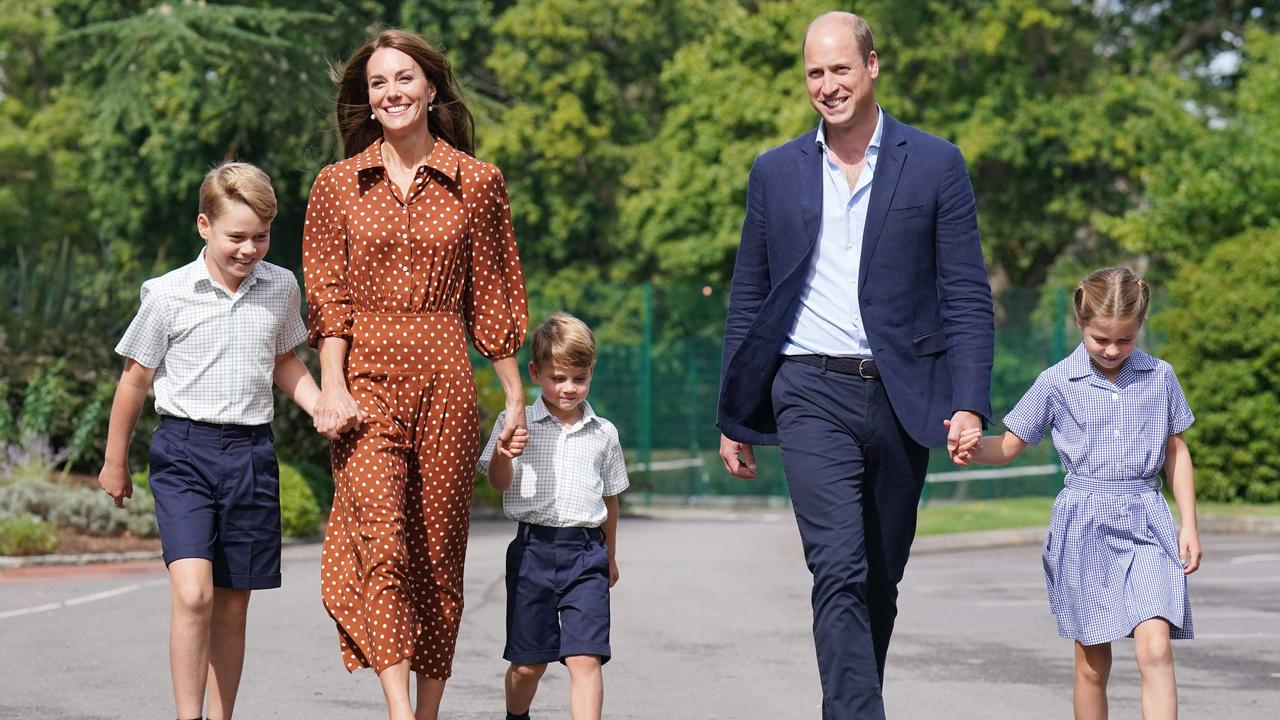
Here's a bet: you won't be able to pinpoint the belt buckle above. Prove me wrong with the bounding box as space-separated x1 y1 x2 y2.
858 358 874 379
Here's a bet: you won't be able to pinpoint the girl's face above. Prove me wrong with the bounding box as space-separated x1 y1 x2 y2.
366 47 435 138
1080 315 1141 378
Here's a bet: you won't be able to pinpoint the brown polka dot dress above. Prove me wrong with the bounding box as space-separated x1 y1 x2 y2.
302 138 527 679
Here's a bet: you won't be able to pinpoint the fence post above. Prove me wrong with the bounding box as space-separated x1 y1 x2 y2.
639 282 654 505
1053 287 1066 362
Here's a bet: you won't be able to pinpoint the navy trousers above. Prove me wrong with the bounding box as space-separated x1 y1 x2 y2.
771 359 930 720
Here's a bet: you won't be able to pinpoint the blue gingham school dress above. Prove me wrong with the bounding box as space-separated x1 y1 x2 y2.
1004 344 1195 645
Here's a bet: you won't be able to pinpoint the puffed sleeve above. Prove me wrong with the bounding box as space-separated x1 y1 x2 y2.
1003 370 1056 445
464 165 528 359
302 165 354 347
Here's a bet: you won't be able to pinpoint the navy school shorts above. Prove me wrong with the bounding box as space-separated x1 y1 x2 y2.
504 522 612 665
148 416 282 590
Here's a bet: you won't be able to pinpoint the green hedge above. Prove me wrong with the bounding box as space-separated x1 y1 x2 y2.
1154 227 1280 502
279 461 321 538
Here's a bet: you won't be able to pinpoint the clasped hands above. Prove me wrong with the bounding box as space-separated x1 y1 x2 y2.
944 410 984 467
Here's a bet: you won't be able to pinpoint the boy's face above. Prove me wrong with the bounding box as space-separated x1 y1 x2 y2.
197 200 271 292
529 361 593 418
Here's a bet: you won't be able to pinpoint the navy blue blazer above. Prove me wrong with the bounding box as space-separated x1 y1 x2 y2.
717 113 994 448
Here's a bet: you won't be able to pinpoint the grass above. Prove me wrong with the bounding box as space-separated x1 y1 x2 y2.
914 496 1280 536
916 496 1053 536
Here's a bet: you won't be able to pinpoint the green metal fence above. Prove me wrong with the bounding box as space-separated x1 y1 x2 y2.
484 282 1080 506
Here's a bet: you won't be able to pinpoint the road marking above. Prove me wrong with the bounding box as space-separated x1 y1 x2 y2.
976 600 1044 607
1228 554 1280 565
0 579 166 621
1191 576 1280 585
1195 633 1280 640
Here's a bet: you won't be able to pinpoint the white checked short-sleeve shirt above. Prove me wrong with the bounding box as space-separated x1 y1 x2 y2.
115 251 308 425
477 399 629 527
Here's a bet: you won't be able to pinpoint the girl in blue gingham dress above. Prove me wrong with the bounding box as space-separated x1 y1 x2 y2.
950 267 1202 720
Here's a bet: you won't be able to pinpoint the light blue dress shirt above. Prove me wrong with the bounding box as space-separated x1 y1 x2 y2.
782 108 883 357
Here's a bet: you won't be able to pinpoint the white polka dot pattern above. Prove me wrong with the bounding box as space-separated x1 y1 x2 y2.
302 138 528 679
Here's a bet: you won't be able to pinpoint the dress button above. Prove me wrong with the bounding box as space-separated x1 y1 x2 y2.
1111 392 1118 400
1113 430 1121 439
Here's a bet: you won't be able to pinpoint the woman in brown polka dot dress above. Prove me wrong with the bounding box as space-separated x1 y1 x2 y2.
303 29 528 720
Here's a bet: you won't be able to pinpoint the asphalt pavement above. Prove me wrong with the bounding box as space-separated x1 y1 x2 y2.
1 515 1277 719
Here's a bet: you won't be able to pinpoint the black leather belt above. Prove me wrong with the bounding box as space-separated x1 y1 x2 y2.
785 354 880 378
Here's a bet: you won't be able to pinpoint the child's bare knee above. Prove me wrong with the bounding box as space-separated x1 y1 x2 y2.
1136 635 1173 671
564 655 602 675
509 662 547 681
171 583 214 616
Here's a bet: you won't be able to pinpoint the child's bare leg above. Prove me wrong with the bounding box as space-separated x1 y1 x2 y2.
413 673 446 720
1134 618 1177 720
204 588 251 719
505 662 547 715
564 655 603 720
169 559 215 720
1074 640 1112 720
377 659 416 720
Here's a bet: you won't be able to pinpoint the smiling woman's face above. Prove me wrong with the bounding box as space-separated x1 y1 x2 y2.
366 47 435 137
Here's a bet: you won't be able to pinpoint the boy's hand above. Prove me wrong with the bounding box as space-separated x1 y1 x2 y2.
98 465 133 509
609 557 620 588
498 426 528 459
314 386 363 440
1181 526 1203 575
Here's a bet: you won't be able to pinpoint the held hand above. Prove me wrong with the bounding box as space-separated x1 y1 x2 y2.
313 385 363 440
944 412 983 464
1181 526 1203 575
719 433 756 479
497 403 528 458
609 557 620 588
98 464 133 509
499 426 529 459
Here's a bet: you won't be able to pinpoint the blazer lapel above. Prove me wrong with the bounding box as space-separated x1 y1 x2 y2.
859 115 906 294
797 131 823 262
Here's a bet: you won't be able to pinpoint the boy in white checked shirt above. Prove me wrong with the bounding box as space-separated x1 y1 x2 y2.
478 312 629 720
98 162 323 720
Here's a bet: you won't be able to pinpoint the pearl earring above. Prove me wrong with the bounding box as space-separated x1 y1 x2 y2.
370 111 376 120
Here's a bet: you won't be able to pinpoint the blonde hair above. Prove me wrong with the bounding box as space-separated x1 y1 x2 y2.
198 161 277 222
1073 267 1151 327
530 312 596 370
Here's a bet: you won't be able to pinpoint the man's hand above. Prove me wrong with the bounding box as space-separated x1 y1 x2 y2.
719 433 757 479
98 464 133 509
945 411 983 464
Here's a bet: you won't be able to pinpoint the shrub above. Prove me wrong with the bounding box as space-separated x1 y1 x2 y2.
0 514 60 556
279 462 320 538
1153 227 1280 502
0 480 157 537
289 460 333 514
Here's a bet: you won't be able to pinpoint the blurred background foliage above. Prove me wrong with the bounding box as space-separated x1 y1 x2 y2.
2 0 1278 507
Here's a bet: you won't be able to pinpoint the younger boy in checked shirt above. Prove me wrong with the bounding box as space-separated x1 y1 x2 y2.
478 312 629 720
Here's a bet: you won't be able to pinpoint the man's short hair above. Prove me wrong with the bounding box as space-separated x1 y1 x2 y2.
530 312 596 370
805 12 875 60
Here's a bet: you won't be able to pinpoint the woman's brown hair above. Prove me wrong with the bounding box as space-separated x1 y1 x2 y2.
333 29 475 158
1073 267 1151 327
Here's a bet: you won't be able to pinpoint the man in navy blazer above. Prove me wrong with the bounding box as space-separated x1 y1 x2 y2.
717 12 994 718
